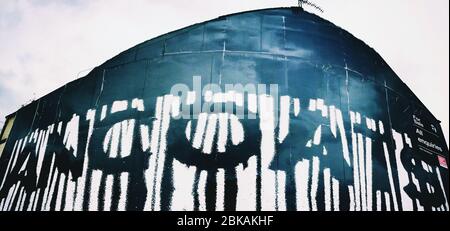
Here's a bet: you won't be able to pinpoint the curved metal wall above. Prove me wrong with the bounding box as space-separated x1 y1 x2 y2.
0 7 448 211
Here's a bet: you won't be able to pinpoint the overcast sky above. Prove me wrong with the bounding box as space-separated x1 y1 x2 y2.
0 0 448 145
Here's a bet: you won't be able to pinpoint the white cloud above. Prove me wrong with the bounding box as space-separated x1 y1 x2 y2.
0 0 448 146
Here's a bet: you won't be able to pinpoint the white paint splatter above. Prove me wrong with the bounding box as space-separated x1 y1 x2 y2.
316 99 327 117
248 93 257 113
348 185 355 211
217 113 228 153
31 188 40 211
357 133 367 211
108 123 121 158
37 129 51 183
378 121 384 134
305 140 312 148
185 121 192 142
293 98 300 117
198 170 207 211
192 113 208 149
416 198 424 211
278 96 290 143
111 100 128 113
389 131 404 211
404 133 412 147
335 109 350 166
143 97 163 211
216 168 225 211
19 190 27 211
276 170 286 211
236 156 257 211
120 119 135 158
101 105 107 121
324 168 331 211
295 159 310 211
313 125 321 145
316 99 324 112
103 174 114 211
0 140 19 189
329 106 337 137
41 144 56 211
202 114 218 154
350 111 361 211
131 98 145 111
4 183 16 211
8 181 21 211
88 170 102 211
171 159 196 211
384 192 391 211
371 119 376 132
63 172 76 211
18 154 30 173
27 191 35 211
15 190 24 211
44 167 59 211
259 94 276 211
308 99 316 111
153 95 173 211
171 96 180 117
14 187 24 211
376 190 381 211
230 114 244 145
366 118 372 130
310 156 320 211
55 173 66 211
140 124 150 152
117 172 128 211
365 137 373 211
332 177 340 211
149 97 163 155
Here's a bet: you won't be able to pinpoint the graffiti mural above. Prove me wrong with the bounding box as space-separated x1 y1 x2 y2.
0 7 448 211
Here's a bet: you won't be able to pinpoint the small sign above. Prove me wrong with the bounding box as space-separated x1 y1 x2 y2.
438 155 448 169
